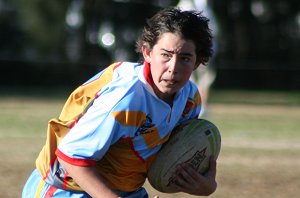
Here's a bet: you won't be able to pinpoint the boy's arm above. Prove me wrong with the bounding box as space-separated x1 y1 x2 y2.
58 157 119 198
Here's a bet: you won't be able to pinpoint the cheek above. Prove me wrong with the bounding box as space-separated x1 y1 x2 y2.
151 61 168 79
151 66 164 81
181 67 194 78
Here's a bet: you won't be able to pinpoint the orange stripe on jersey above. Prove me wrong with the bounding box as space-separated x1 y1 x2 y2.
111 111 171 149
140 127 159 148
123 137 144 162
194 91 201 107
142 129 172 149
111 111 146 127
96 138 149 191
59 62 122 122
81 62 122 87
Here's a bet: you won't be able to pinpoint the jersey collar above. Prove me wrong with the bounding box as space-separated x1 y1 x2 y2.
143 61 154 89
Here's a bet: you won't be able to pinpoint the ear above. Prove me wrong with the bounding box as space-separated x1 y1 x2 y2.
142 44 152 63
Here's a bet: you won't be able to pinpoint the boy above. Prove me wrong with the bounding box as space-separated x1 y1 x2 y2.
22 7 216 198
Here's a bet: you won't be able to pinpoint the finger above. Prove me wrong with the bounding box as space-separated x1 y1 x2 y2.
172 176 190 192
174 163 202 191
205 156 217 179
176 163 198 182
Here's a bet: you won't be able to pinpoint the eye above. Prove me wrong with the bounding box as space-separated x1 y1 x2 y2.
181 56 191 63
162 53 169 57
161 53 171 59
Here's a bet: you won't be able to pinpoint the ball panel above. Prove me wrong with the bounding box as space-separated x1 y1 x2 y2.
147 119 221 193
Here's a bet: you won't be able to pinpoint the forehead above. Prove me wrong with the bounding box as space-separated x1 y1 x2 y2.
154 32 196 54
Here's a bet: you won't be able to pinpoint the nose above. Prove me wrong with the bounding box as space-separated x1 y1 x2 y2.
167 56 179 74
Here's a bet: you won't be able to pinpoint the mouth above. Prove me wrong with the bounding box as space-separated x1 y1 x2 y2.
162 79 177 86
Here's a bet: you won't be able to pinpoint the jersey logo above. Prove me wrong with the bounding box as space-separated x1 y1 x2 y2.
135 115 155 136
182 98 195 117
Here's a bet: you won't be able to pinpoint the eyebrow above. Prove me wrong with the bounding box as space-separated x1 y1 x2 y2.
161 48 193 56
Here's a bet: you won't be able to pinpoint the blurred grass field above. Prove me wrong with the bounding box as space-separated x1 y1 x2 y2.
0 88 299 198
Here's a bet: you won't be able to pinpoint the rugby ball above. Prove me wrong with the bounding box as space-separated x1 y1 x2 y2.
147 119 221 193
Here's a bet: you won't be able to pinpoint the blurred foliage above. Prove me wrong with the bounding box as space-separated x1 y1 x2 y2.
0 0 179 65
2 0 300 67
0 0 299 89
1 0 69 62
212 0 300 68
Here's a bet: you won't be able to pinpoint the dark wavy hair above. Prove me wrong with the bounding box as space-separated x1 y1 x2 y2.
136 7 213 66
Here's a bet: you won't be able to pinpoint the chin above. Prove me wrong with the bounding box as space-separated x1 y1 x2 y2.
161 88 177 96
155 85 178 97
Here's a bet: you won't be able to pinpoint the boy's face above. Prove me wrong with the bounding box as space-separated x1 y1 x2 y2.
143 32 197 102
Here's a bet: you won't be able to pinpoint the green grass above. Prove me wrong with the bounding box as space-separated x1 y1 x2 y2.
209 89 300 105
211 104 299 140
0 97 63 137
207 89 300 142
0 88 300 198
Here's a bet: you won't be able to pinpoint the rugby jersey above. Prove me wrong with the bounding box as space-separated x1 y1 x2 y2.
35 61 202 192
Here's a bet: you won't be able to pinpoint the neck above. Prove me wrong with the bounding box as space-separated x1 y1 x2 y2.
160 94 175 107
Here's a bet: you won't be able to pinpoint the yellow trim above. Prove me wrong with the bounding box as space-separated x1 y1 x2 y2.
34 179 46 198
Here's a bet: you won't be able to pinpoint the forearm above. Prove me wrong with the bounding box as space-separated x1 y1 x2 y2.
58 157 118 198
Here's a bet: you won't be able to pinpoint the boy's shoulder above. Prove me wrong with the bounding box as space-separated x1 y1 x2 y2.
113 61 142 76
184 79 199 94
